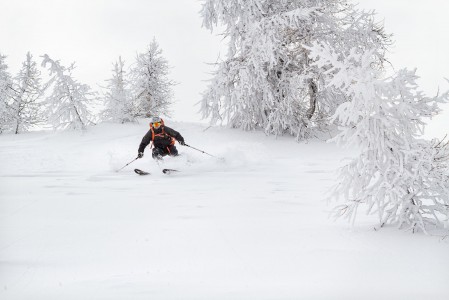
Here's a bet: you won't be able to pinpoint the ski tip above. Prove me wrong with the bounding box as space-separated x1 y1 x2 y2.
162 168 179 175
134 168 150 175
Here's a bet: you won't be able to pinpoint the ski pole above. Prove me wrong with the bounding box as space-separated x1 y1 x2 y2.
183 144 223 160
116 157 139 172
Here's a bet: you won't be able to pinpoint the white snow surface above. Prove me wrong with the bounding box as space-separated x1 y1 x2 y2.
1 121 448 300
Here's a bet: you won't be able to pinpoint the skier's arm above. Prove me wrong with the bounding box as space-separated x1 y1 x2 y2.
165 127 185 144
138 130 153 155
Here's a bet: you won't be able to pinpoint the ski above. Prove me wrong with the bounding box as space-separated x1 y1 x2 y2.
134 168 151 176
162 168 179 175
134 168 179 175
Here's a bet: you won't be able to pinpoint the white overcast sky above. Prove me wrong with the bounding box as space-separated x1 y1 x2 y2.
1 0 448 136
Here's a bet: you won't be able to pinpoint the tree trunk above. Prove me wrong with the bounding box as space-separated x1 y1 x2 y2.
306 79 317 120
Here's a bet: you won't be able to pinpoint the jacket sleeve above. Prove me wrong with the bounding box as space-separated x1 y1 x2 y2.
138 130 153 153
164 126 184 143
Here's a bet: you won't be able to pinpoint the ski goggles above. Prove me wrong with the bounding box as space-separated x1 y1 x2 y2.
153 121 162 128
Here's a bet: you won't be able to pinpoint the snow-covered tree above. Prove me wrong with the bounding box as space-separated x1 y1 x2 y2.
130 39 176 118
42 55 96 130
311 45 449 233
102 56 136 123
9 52 45 134
0 53 13 133
200 0 389 139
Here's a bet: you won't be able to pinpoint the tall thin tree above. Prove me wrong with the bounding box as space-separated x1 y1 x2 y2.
9 52 45 134
102 56 136 123
130 38 176 118
0 53 12 133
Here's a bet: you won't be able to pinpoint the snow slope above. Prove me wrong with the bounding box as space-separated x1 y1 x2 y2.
1 121 448 300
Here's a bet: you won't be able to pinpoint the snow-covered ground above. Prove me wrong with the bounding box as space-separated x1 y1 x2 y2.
1 121 448 300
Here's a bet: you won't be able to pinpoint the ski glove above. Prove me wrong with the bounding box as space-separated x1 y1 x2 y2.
179 139 185 146
137 152 144 159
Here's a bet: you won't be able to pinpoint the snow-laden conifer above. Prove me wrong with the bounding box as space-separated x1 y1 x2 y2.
130 39 176 118
102 57 136 123
42 55 96 130
310 45 449 233
0 54 13 133
9 52 45 134
200 0 389 139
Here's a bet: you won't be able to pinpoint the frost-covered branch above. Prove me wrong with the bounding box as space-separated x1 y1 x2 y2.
315 45 449 233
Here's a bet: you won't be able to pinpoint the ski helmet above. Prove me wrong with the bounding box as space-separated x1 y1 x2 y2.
150 116 164 129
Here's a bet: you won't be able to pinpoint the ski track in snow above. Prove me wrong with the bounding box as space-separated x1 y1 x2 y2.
1 121 448 300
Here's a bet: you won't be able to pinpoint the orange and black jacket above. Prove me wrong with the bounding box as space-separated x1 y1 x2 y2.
138 126 184 153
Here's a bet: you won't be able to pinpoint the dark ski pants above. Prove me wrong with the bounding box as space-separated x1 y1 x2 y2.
152 145 178 159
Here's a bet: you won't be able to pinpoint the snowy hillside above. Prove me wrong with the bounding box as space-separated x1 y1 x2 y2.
1 121 448 300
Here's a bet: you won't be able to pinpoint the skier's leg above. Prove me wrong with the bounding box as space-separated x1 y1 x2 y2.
152 147 165 160
167 145 178 156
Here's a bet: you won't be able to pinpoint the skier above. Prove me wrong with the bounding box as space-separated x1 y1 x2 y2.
137 117 185 160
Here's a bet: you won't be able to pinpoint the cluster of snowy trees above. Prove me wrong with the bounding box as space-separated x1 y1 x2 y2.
200 0 448 233
0 52 95 132
1 0 447 233
102 39 176 124
0 39 175 133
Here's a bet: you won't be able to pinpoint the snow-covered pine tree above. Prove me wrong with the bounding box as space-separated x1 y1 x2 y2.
102 56 136 123
130 39 176 118
42 54 96 130
9 52 45 134
309 45 449 233
200 0 389 139
0 53 13 133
